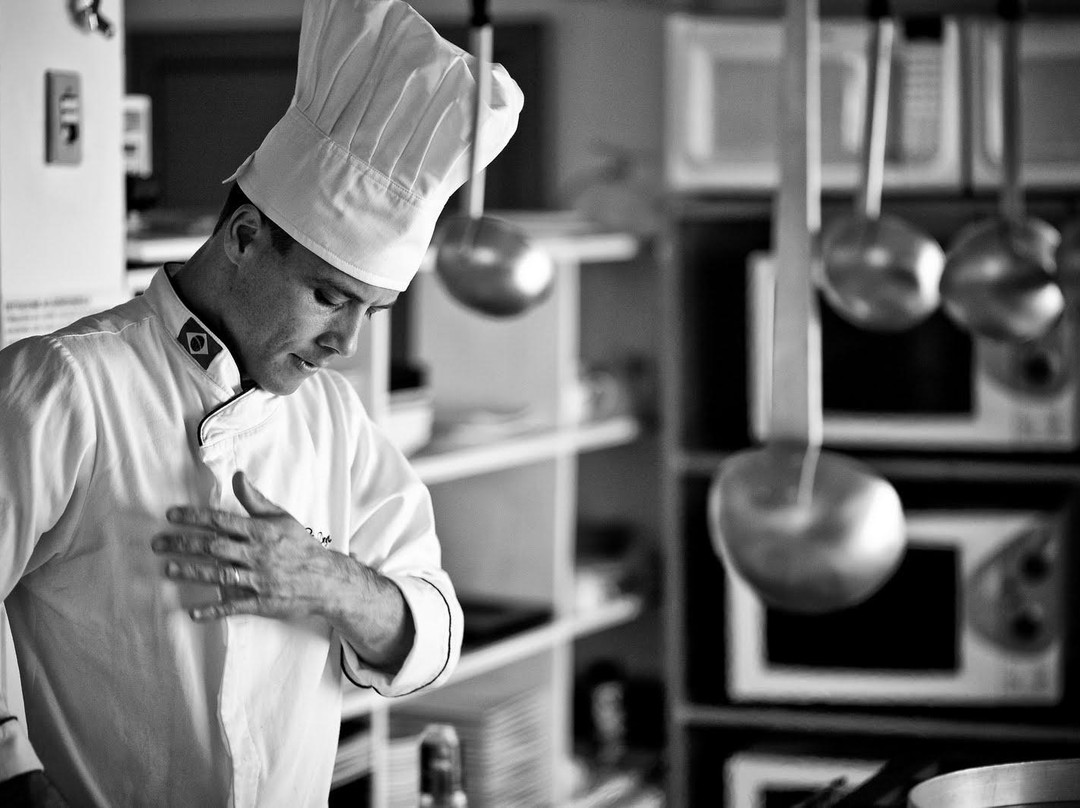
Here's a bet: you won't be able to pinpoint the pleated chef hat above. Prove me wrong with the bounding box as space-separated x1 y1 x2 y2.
225 0 523 292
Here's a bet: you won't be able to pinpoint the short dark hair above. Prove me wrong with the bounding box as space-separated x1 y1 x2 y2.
214 182 295 256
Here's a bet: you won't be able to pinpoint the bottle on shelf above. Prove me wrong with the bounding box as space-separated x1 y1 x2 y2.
419 724 467 808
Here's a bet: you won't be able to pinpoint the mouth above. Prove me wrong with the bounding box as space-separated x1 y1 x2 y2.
293 355 320 373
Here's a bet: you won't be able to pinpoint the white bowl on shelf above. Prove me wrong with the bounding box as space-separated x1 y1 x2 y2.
385 387 434 457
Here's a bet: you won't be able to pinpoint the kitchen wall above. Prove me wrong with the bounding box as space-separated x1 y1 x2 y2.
123 0 667 209
0 0 126 344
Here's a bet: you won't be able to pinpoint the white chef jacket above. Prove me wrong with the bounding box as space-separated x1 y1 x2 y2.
0 268 462 807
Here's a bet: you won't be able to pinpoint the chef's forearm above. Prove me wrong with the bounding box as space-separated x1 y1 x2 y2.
318 554 416 673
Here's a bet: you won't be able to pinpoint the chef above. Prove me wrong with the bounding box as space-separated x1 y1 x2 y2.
0 0 522 805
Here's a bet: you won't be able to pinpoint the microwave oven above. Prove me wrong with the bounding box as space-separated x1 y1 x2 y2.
664 14 962 192
968 19 1080 189
726 508 1066 705
748 253 1080 450
725 751 883 808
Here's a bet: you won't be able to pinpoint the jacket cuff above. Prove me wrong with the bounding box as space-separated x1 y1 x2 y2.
0 717 43 783
341 575 461 697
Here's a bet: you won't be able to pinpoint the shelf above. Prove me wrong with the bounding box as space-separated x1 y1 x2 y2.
675 703 1080 744
684 0 1080 17
673 448 1080 483
341 593 644 720
127 209 640 272
411 415 642 485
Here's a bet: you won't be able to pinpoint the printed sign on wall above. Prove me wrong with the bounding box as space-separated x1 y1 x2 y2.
1 291 122 348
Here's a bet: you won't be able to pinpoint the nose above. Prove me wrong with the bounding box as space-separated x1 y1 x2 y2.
319 304 366 358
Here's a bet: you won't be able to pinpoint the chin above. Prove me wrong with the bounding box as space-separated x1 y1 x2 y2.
250 365 307 396
267 377 306 396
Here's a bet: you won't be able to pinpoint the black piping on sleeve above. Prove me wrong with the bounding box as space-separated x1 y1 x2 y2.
340 577 453 697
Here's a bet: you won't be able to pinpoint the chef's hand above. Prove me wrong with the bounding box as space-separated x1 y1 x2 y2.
0 771 70 807
152 470 415 670
151 470 348 622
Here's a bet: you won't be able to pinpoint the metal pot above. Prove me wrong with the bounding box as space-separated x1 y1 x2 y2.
908 758 1080 808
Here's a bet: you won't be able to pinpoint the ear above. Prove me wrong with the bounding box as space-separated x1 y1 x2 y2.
222 204 267 267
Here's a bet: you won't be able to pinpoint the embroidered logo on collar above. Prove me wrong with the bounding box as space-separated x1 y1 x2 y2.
306 527 332 548
177 318 223 370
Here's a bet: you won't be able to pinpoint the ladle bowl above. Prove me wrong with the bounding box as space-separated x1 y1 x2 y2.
434 215 556 318
821 213 945 331
940 216 1063 343
709 443 906 614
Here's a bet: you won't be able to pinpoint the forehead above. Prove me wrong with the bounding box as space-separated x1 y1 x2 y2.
289 245 400 306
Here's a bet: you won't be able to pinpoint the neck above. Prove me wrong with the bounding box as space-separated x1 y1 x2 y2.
170 233 232 342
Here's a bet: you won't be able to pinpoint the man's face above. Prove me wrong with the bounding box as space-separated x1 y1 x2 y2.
222 217 398 396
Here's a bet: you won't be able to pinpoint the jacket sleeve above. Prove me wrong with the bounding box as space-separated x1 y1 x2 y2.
0 337 96 781
335 382 463 697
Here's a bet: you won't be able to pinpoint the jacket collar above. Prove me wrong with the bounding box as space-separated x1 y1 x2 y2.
143 264 245 395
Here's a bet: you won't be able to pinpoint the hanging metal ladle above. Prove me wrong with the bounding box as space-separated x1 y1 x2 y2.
939 0 1063 343
707 0 906 615
820 1 944 332
432 0 555 318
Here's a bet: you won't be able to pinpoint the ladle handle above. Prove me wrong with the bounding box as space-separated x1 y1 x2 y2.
771 0 822 446
857 8 894 221
999 0 1024 224
463 0 493 219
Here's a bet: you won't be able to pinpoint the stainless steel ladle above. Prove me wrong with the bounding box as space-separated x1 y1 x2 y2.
820 3 944 332
939 2 1063 343
432 0 554 319
707 0 906 615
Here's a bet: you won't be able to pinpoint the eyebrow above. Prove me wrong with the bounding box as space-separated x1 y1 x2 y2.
321 278 396 309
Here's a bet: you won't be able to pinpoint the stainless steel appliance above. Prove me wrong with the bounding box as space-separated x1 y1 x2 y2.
664 14 962 192
726 508 1066 705
748 252 1080 450
725 751 884 808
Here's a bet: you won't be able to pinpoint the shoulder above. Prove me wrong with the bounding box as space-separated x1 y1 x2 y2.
0 334 94 444
1 332 79 387
20 298 173 399
1 297 157 406
48 296 157 361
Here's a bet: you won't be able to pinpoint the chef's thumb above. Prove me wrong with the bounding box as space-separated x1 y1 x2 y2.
233 470 287 518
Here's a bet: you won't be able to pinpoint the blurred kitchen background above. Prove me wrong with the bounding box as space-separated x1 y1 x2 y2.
5 0 1080 806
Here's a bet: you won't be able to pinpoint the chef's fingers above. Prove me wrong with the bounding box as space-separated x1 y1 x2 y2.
165 506 257 540
165 560 258 591
152 532 252 565
233 471 289 519
189 597 264 622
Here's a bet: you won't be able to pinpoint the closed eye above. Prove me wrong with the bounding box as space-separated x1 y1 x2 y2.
314 289 347 309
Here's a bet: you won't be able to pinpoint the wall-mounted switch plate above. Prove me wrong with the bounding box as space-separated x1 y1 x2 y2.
46 71 82 165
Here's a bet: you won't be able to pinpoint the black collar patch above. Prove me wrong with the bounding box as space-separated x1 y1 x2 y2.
177 318 223 370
